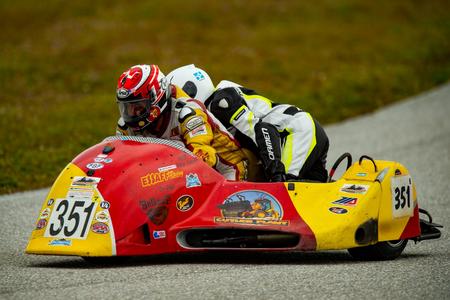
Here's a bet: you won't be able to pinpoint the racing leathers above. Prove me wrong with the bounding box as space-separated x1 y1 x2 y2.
116 85 250 181
205 81 329 182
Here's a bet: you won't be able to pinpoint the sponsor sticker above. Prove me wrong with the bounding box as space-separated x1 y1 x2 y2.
141 170 184 187
49 239 72 246
100 201 110 209
188 125 207 138
36 219 47 230
153 230 166 239
186 173 201 188
340 184 369 194
95 211 109 223
329 207 348 214
86 163 104 170
40 208 51 219
91 222 109 234
356 173 367 177
97 154 108 158
158 164 177 173
193 71 205 81
47 198 55 206
185 116 204 131
139 196 170 225
72 176 101 186
176 195 194 212
332 197 358 206
67 187 94 199
215 190 288 226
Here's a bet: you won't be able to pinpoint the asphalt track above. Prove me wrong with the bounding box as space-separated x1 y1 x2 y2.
1 84 449 299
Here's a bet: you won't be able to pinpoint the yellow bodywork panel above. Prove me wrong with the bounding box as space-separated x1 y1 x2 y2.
287 160 416 250
25 163 116 257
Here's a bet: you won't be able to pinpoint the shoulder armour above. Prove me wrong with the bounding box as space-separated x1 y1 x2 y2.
178 106 196 123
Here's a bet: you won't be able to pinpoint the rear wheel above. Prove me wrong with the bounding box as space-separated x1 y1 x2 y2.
348 240 408 260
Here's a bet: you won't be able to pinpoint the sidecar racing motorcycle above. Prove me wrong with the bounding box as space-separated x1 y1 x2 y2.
26 136 442 261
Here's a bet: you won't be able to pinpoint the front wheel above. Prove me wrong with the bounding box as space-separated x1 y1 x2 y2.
348 240 408 260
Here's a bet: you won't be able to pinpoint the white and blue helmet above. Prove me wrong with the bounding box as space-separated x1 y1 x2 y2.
166 64 215 103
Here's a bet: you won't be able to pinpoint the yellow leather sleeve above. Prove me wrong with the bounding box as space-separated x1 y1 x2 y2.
180 108 217 167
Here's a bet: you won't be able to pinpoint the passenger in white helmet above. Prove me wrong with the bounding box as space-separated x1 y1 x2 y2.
167 64 329 182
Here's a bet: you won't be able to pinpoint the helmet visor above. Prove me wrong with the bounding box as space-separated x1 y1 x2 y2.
117 98 152 123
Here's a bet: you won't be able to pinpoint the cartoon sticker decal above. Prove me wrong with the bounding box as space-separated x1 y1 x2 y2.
186 173 201 188
176 195 194 212
340 184 369 194
215 190 288 226
329 207 348 214
332 197 358 206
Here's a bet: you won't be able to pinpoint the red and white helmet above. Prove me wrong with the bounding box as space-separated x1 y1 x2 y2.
116 64 171 131
166 64 215 103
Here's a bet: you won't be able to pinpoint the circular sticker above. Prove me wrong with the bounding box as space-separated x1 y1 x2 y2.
176 195 194 212
100 201 110 209
87 162 104 170
95 211 109 223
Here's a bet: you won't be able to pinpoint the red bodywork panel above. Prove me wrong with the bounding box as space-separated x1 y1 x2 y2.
72 139 316 256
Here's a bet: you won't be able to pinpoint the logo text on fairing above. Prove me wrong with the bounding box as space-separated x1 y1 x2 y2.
141 170 184 187
261 128 275 160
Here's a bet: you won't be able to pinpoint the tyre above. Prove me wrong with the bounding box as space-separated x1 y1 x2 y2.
348 239 408 261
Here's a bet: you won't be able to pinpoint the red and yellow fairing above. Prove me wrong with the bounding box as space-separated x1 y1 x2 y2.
26 163 116 256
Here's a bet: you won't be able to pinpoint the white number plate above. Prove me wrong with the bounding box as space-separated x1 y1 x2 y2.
44 198 98 239
391 175 413 218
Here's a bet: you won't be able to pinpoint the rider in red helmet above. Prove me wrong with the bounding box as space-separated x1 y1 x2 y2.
115 64 254 181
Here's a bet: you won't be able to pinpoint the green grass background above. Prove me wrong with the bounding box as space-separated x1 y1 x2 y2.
1 0 449 194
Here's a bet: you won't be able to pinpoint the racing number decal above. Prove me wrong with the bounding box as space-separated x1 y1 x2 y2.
394 186 410 210
44 199 97 239
391 175 414 218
